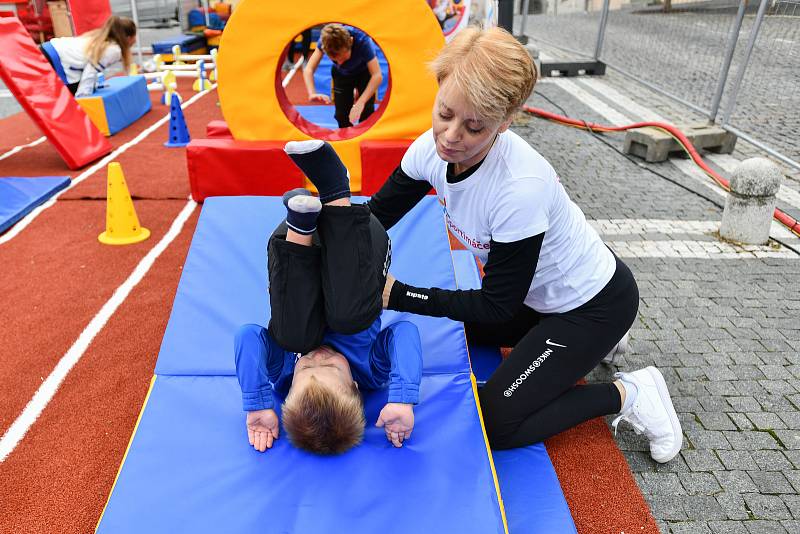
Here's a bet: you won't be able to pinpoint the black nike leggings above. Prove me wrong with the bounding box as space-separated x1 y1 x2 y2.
473 255 639 449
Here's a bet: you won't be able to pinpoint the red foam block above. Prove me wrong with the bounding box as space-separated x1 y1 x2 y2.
360 139 432 196
187 139 306 202
0 17 111 170
206 120 233 139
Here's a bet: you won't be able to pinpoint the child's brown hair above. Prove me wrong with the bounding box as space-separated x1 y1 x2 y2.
84 15 137 73
282 378 365 454
320 23 353 55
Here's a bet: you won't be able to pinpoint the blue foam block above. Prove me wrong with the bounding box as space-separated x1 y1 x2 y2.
294 105 338 129
97 373 506 533
156 196 467 376
95 76 151 135
314 47 389 101
151 34 206 54
0 176 69 234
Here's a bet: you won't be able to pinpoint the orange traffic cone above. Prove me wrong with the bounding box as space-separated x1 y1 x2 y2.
98 162 151 245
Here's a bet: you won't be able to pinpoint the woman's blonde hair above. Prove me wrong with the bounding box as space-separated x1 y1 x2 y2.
320 23 353 54
84 16 137 73
429 26 537 124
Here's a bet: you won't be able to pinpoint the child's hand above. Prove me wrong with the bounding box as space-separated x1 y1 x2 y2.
376 403 414 448
246 409 280 452
309 93 332 104
348 102 365 125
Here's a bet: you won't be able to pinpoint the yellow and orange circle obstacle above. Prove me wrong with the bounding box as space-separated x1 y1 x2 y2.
216 0 444 190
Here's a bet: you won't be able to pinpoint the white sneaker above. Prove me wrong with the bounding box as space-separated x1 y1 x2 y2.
602 331 629 365
612 366 682 463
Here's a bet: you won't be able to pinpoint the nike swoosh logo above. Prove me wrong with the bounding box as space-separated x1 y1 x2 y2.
545 339 567 348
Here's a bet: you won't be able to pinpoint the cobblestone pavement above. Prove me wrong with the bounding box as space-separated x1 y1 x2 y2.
517 62 800 533
518 9 800 171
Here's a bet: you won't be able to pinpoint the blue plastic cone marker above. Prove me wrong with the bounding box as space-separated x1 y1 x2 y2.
164 92 190 148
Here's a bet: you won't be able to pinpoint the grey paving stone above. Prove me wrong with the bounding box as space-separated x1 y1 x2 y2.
782 494 800 520
641 472 686 495
747 471 795 495
744 521 789 534
772 429 800 450
748 413 788 431
716 492 752 520
684 450 726 472
777 412 800 430
751 450 794 472
680 472 722 495
683 495 728 521
717 451 759 471
783 452 800 470
780 521 800 534
715 471 759 494
708 521 749 534
785 470 800 493
729 413 757 431
697 413 738 431
728 397 763 413
744 494 792 520
687 430 732 450
670 521 712 533
648 494 688 521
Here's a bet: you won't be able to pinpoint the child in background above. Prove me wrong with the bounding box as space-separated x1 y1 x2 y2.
235 140 422 454
40 15 136 96
302 23 383 128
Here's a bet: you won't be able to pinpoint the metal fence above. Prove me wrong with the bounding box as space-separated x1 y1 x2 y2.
521 0 800 171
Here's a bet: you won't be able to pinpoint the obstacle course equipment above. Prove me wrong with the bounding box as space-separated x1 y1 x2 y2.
359 139 415 195
216 0 444 190
0 17 111 170
98 163 150 245
151 34 207 61
164 93 190 148
0 176 70 234
76 76 151 136
187 139 304 201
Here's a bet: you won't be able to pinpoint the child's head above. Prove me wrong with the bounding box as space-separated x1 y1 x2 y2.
320 23 354 66
282 345 365 454
428 26 537 125
85 15 137 72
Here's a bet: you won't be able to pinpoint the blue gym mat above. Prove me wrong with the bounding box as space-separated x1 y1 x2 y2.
98 197 575 533
0 176 69 234
294 105 338 130
451 249 577 534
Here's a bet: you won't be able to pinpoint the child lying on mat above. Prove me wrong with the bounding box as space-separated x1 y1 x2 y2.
234 140 422 455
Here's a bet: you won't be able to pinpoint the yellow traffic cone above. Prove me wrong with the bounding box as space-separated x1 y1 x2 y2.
98 162 151 245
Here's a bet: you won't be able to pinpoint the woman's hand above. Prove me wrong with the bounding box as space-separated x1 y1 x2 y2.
348 101 365 124
382 273 396 309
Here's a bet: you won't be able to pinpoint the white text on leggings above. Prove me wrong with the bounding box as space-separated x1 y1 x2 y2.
503 348 553 398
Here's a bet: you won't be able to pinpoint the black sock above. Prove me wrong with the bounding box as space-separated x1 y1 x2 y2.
285 195 322 235
284 140 350 203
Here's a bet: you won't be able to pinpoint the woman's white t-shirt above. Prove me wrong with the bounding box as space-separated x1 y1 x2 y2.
401 129 616 314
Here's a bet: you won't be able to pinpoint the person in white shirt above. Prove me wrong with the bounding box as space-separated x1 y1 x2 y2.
40 15 136 97
367 27 683 463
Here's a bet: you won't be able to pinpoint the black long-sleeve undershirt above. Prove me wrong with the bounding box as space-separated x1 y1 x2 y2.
368 165 544 323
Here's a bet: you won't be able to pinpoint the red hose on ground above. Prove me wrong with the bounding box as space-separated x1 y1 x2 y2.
522 105 800 239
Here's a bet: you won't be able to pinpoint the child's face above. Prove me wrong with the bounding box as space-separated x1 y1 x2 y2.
292 345 355 394
327 47 352 66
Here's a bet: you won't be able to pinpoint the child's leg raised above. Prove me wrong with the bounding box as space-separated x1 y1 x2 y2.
267 190 326 353
283 141 388 333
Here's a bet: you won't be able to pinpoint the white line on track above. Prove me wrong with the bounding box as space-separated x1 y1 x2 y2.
0 136 46 162
0 84 216 246
0 199 197 463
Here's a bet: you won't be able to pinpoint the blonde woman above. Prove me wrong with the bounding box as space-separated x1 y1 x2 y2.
367 27 683 463
40 15 137 96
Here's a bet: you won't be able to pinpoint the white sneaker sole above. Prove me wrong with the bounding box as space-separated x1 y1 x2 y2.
644 366 683 463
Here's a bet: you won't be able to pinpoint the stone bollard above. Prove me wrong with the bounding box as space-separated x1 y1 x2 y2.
720 157 783 245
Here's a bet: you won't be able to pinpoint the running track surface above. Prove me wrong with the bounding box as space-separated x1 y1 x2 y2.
0 76 658 533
